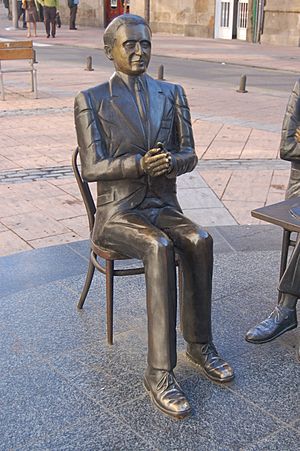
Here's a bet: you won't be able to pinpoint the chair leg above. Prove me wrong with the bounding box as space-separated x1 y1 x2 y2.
0 68 5 101
278 229 291 302
77 256 95 309
178 261 184 333
106 259 114 345
34 69 38 98
31 68 34 92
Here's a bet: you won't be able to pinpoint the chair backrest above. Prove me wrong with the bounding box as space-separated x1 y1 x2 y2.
0 41 34 61
72 147 96 233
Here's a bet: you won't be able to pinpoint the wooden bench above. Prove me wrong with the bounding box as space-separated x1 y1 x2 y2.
0 40 38 101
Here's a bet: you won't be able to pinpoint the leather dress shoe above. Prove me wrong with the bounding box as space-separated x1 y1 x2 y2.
186 342 234 383
143 367 191 420
245 305 297 344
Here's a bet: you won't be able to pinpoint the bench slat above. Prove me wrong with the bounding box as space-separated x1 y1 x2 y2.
0 48 34 61
1 68 36 74
0 41 33 49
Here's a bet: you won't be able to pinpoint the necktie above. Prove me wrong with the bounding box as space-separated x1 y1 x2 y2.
134 77 147 122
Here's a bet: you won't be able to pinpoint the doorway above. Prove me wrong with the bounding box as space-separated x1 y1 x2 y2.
214 0 249 40
105 0 130 27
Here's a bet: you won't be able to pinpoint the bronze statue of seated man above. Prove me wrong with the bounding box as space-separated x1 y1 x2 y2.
246 80 300 360
74 14 234 419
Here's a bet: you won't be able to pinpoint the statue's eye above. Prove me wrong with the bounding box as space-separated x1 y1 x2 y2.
124 41 136 50
140 41 151 49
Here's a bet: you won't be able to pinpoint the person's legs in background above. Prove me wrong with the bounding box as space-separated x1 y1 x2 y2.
43 7 56 38
43 6 51 37
69 5 78 30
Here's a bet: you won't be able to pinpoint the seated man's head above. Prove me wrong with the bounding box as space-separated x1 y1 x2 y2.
104 14 152 76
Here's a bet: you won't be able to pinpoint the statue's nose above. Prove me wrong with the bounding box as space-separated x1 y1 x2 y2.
135 42 142 55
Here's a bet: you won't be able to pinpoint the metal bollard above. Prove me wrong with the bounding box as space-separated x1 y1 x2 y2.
157 64 164 80
237 74 248 93
85 56 94 71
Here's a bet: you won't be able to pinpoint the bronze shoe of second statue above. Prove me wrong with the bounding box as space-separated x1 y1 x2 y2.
245 305 297 344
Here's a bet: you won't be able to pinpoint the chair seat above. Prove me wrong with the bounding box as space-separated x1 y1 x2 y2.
91 238 182 263
91 239 131 261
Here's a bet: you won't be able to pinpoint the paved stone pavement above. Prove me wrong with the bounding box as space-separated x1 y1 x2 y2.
1 227 299 450
0 6 299 256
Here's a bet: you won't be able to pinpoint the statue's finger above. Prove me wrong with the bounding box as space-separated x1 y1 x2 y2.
151 168 169 177
147 153 168 164
147 147 162 156
151 163 169 173
149 159 169 170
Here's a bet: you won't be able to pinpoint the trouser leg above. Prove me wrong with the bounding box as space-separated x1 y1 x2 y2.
44 7 50 35
278 235 300 299
51 19 56 37
50 8 56 36
156 207 213 344
99 212 177 371
70 6 77 28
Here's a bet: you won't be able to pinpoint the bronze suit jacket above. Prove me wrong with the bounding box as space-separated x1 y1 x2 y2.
280 78 300 163
74 72 198 237
280 79 300 199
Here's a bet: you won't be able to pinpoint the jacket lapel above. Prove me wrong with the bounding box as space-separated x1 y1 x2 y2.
108 73 166 151
145 74 166 148
109 73 147 146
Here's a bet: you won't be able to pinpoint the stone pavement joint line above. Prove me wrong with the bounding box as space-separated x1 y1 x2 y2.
199 159 290 171
0 106 73 117
0 166 74 183
192 114 282 133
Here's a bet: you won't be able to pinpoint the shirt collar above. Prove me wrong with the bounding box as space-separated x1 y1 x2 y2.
116 71 147 91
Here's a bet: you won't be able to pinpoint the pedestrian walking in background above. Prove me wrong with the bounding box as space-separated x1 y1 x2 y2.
55 10 61 28
3 0 11 19
22 0 38 37
37 2 44 22
68 0 79 30
37 0 59 38
17 0 27 29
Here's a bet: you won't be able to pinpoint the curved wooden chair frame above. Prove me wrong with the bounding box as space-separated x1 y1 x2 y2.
72 148 183 344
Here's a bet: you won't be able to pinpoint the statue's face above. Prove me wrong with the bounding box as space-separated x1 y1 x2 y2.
110 24 151 76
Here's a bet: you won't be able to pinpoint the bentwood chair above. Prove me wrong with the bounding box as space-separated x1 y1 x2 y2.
72 148 183 344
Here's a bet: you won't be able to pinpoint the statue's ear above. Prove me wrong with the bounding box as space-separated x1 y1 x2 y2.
104 45 113 60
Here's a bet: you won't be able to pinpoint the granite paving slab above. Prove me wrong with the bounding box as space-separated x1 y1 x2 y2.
0 226 299 450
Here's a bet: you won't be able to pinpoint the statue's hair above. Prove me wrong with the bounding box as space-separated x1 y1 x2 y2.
103 14 151 48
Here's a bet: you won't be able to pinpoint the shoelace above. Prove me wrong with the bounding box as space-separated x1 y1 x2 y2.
201 342 217 358
268 306 288 323
156 372 176 392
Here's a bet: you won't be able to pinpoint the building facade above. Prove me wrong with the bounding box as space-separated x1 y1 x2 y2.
58 0 300 47
261 0 300 47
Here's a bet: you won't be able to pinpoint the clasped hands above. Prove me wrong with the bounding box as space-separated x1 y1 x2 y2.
141 143 172 177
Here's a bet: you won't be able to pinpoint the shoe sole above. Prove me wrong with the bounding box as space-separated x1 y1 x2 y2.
143 379 192 420
245 322 297 344
186 352 235 384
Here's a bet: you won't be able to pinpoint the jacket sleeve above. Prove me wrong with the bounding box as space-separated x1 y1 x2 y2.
74 91 143 182
280 79 300 162
166 84 198 178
